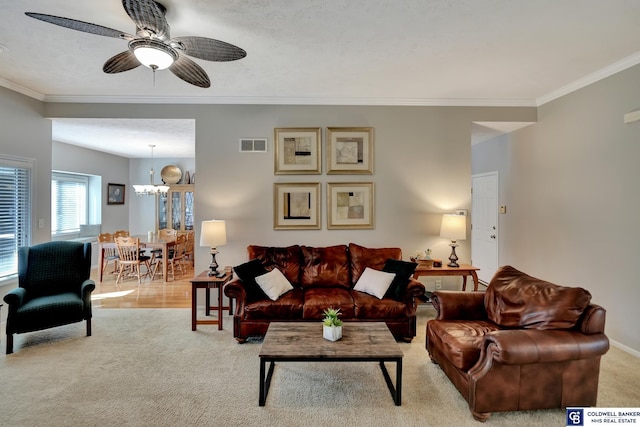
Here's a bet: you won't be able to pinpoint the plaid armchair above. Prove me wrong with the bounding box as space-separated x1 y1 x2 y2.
3 241 95 354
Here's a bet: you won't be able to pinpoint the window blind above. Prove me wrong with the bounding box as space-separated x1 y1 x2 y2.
51 172 88 235
0 156 32 280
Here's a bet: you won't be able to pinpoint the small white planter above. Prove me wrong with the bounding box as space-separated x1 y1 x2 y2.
323 325 342 342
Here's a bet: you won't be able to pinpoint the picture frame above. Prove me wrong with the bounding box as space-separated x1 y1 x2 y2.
107 183 125 205
273 182 321 230
274 127 321 174
327 182 374 229
327 127 374 174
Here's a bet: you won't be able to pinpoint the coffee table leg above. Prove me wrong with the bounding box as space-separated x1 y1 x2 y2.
379 359 402 406
396 359 402 406
259 358 266 406
259 359 276 406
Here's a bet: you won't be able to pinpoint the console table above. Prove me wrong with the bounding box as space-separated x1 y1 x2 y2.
412 264 480 291
190 268 232 331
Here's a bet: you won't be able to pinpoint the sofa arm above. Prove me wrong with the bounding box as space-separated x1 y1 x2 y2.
3 287 26 309
477 329 610 367
402 278 425 311
224 278 247 314
432 290 487 320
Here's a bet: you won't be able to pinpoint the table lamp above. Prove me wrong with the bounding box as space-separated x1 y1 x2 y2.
200 220 227 277
440 214 466 268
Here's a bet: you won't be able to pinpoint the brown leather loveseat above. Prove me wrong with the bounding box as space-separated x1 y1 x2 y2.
426 265 609 422
224 243 425 343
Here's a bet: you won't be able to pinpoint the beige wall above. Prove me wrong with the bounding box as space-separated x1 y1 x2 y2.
43 103 535 292
473 64 640 354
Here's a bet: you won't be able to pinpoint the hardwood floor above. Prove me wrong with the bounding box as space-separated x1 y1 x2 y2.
91 263 196 309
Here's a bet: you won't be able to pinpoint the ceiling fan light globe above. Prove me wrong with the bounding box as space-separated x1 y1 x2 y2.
129 39 177 70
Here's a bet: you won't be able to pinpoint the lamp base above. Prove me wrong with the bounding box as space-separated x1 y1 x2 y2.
447 241 460 268
208 248 223 277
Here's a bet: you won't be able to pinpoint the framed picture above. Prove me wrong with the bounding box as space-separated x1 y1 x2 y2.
273 182 321 229
274 127 321 174
107 183 125 205
327 182 374 229
327 127 374 174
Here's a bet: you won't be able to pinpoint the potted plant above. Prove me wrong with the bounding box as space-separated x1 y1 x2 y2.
322 307 343 341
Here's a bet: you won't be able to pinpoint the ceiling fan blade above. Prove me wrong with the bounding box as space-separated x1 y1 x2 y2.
103 51 141 74
169 55 211 88
25 12 134 40
122 0 170 39
171 36 247 62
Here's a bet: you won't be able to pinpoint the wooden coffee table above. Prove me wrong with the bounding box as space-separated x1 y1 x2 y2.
258 322 403 406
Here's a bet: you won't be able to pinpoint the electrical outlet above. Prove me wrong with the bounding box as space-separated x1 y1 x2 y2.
435 280 442 289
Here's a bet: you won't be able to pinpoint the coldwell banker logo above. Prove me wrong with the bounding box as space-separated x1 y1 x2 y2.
567 408 584 426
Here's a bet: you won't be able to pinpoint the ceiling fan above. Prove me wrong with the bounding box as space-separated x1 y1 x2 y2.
25 0 247 88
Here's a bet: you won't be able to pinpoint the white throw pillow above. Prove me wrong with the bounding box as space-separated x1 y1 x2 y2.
353 267 396 299
255 268 294 301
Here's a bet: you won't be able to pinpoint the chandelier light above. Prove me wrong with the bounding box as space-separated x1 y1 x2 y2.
133 144 170 196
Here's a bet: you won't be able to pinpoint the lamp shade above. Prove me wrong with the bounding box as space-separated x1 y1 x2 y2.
440 214 466 241
200 220 227 247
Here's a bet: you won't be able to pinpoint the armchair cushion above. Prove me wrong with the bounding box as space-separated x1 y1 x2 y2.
427 320 501 371
484 265 592 330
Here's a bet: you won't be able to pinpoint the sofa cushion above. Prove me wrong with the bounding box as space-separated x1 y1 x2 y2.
233 258 269 302
300 245 350 289
485 265 592 330
352 290 407 319
349 243 402 286
353 267 396 299
427 320 501 371
382 259 418 301
302 287 355 319
255 268 294 301
243 288 304 319
247 245 302 286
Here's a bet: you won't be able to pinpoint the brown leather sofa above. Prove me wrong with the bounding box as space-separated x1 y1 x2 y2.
426 265 609 422
224 243 425 343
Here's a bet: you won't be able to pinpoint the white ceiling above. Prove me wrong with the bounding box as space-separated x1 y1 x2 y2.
1 0 640 157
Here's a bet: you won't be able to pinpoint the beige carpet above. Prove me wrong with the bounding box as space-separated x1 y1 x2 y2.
1 305 638 427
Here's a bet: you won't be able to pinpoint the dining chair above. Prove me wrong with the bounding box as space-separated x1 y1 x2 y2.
113 230 130 239
115 236 152 284
151 233 186 281
182 231 195 266
98 232 118 276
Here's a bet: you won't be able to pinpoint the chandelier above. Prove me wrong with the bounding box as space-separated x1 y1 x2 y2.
132 144 170 196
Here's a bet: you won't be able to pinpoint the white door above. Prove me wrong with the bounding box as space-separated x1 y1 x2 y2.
471 172 499 284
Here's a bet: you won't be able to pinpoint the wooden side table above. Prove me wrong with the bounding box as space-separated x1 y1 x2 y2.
412 264 480 291
190 268 232 331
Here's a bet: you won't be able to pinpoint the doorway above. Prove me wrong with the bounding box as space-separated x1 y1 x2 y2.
471 172 499 284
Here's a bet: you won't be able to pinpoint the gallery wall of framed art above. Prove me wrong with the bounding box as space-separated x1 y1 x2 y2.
273 126 375 230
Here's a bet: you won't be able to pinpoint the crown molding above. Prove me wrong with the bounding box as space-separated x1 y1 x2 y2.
39 94 537 107
536 51 640 106
0 77 45 101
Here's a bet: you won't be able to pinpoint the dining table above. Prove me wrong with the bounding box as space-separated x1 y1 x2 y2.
98 234 176 282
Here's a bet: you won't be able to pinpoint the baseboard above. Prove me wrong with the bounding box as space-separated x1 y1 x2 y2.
610 339 640 358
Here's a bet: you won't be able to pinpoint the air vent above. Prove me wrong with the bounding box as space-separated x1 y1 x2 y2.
239 138 267 152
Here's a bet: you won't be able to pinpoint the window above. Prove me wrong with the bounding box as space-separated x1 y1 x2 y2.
0 156 32 281
51 172 88 236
